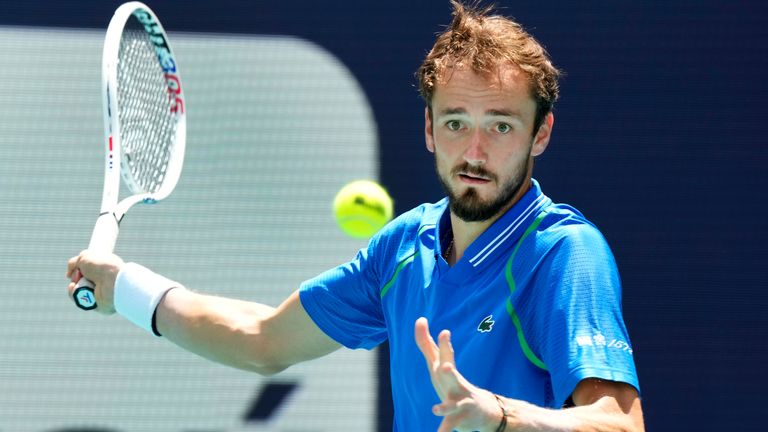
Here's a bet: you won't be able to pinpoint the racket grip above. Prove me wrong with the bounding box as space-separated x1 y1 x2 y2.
73 278 98 310
73 212 119 311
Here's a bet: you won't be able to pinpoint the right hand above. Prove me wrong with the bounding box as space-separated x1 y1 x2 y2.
66 250 125 314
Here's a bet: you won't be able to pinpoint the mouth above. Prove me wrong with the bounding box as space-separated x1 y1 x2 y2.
458 172 491 185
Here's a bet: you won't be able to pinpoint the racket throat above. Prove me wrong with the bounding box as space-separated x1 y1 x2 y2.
88 212 121 252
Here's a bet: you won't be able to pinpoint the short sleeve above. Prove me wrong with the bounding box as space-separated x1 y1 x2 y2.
526 223 640 406
299 244 387 350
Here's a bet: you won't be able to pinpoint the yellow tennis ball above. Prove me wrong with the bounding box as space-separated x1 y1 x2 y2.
333 180 394 239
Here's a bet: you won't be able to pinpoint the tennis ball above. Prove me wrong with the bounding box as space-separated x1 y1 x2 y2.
333 180 394 239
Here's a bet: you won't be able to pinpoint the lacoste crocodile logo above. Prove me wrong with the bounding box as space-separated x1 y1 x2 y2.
477 315 495 333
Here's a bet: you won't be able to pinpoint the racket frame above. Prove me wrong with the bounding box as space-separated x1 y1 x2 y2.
73 1 186 311
102 1 187 222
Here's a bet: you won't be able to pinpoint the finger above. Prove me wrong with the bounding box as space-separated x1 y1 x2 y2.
71 269 82 284
438 329 455 366
66 254 82 279
438 361 474 393
432 362 473 404
433 399 461 417
414 317 438 365
434 361 464 396
437 399 478 432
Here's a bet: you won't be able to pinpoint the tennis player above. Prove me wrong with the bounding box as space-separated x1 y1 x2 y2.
67 2 644 430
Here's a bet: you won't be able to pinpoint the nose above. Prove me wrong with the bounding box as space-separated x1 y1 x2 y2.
463 129 487 166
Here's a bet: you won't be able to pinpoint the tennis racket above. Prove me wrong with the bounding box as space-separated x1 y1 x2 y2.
73 1 186 311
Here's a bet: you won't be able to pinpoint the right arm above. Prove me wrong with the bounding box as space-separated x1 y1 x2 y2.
156 288 341 375
67 250 342 375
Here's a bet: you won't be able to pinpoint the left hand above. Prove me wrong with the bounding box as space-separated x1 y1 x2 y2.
414 317 504 432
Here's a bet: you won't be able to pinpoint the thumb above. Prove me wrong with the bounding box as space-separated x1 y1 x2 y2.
71 269 82 283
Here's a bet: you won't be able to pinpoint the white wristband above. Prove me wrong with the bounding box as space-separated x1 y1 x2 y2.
114 262 183 336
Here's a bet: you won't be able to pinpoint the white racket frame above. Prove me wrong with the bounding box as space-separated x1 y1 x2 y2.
74 1 186 310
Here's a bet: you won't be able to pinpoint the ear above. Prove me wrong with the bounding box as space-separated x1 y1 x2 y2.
424 107 435 153
531 112 554 157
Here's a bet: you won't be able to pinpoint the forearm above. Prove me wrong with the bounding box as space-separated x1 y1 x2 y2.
501 396 643 432
69 256 341 374
156 288 287 375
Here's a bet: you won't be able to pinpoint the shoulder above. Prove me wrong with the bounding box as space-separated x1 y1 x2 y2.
371 199 446 245
526 203 620 291
365 199 447 263
537 203 611 253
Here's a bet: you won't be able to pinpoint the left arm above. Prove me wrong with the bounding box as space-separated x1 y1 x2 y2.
496 379 643 432
414 318 644 432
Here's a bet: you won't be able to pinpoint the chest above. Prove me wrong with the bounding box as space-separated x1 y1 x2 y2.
383 276 555 426
381 254 551 398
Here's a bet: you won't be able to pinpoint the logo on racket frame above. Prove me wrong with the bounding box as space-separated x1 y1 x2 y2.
134 9 185 115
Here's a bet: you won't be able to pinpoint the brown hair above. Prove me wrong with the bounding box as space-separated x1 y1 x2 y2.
417 1 561 133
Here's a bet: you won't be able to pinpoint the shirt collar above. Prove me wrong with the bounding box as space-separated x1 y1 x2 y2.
415 198 451 288
464 178 550 268
419 179 551 284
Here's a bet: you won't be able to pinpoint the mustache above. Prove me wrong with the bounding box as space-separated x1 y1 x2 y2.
451 163 497 182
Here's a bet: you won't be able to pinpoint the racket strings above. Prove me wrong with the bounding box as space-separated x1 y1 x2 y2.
117 27 177 194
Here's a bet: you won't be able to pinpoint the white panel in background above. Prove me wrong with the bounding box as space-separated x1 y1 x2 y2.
0 26 378 432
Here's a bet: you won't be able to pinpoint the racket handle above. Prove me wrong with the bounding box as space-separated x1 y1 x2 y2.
73 278 98 310
73 212 120 311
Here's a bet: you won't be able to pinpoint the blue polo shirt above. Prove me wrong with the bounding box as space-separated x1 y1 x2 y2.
299 179 639 430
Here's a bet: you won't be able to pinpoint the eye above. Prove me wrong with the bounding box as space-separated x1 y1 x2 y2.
446 120 463 131
495 122 512 134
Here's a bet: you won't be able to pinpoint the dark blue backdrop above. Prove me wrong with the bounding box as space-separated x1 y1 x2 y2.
7 1 766 430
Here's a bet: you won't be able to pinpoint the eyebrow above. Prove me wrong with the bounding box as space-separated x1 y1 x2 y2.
438 107 523 119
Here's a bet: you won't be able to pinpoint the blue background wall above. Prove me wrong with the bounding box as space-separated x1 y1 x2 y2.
4 1 766 430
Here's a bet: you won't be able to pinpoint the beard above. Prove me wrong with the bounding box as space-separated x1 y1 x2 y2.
437 156 531 222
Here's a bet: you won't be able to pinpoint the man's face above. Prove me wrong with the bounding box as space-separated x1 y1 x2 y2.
424 65 552 222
